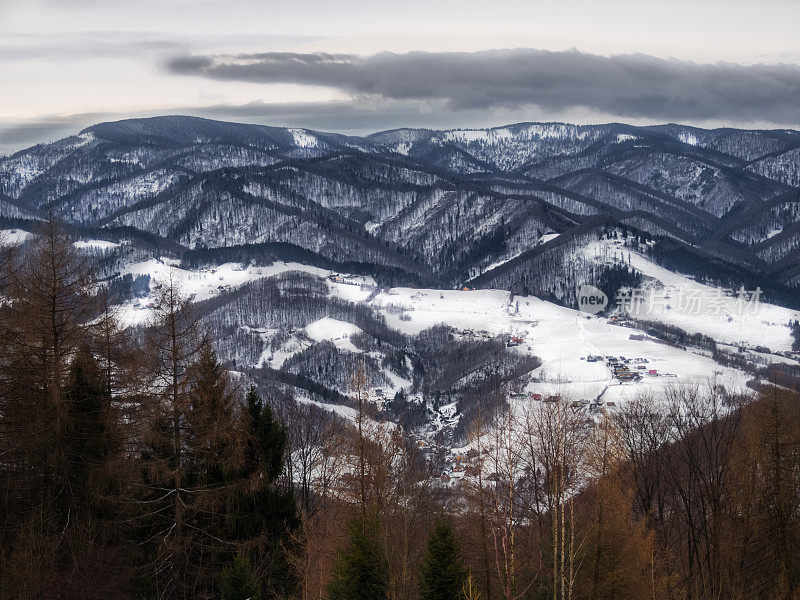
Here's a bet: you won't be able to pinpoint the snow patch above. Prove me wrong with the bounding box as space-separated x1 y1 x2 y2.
0 229 32 246
288 129 320 149
304 318 362 353
74 239 120 250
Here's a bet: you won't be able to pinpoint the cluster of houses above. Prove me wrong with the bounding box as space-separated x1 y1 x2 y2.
439 448 483 485
589 354 677 381
327 273 362 285
607 356 643 382
458 328 493 340
506 335 525 347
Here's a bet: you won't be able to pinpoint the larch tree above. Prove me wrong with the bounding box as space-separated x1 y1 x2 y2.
728 387 800 600
135 271 222 598
0 218 135 598
0 218 111 597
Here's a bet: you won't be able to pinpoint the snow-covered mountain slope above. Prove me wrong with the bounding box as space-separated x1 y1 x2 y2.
585 238 800 352
99 254 798 460
4 115 800 302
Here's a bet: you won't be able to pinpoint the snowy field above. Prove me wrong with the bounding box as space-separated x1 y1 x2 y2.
108 253 799 409
73 239 121 251
0 228 32 246
371 286 755 405
586 239 800 352
114 258 375 327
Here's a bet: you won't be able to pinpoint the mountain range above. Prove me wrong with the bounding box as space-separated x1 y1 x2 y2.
2 115 800 303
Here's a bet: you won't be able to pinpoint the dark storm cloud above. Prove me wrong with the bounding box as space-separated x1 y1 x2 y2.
164 48 800 123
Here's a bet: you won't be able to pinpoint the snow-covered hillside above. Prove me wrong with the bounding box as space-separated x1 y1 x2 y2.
587 239 800 352
370 285 754 406
107 256 798 448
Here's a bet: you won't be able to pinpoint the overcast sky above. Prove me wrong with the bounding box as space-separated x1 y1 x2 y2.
2 0 800 153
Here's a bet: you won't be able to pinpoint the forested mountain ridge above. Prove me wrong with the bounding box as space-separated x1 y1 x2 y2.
3 115 800 296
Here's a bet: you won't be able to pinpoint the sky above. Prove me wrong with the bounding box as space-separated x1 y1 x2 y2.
2 0 800 153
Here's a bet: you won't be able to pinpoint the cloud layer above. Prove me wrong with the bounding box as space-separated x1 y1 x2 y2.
166 48 800 123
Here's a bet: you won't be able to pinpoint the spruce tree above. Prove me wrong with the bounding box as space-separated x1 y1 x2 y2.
221 552 262 600
186 340 240 491
226 386 300 599
245 385 286 481
328 516 388 600
63 345 119 516
418 517 467 600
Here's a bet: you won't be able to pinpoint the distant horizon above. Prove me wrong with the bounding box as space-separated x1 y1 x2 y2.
4 112 800 157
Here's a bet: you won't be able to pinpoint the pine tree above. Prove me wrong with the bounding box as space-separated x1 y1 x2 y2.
328 516 389 600
419 517 467 600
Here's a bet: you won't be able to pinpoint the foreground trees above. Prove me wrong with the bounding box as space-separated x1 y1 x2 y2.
612 386 800 600
727 388 800 599
328 517 389 600
134 277 300 599
0 221 128 598
0 222 299 599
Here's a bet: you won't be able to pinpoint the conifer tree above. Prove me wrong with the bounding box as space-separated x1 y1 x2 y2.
0 218 94 524
137 274 245 597
186 339 241 492
418 517 467 600
328 516 389 600
0 218 127 597
221 552 262 600
63 345 119 515
227 386 300 599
